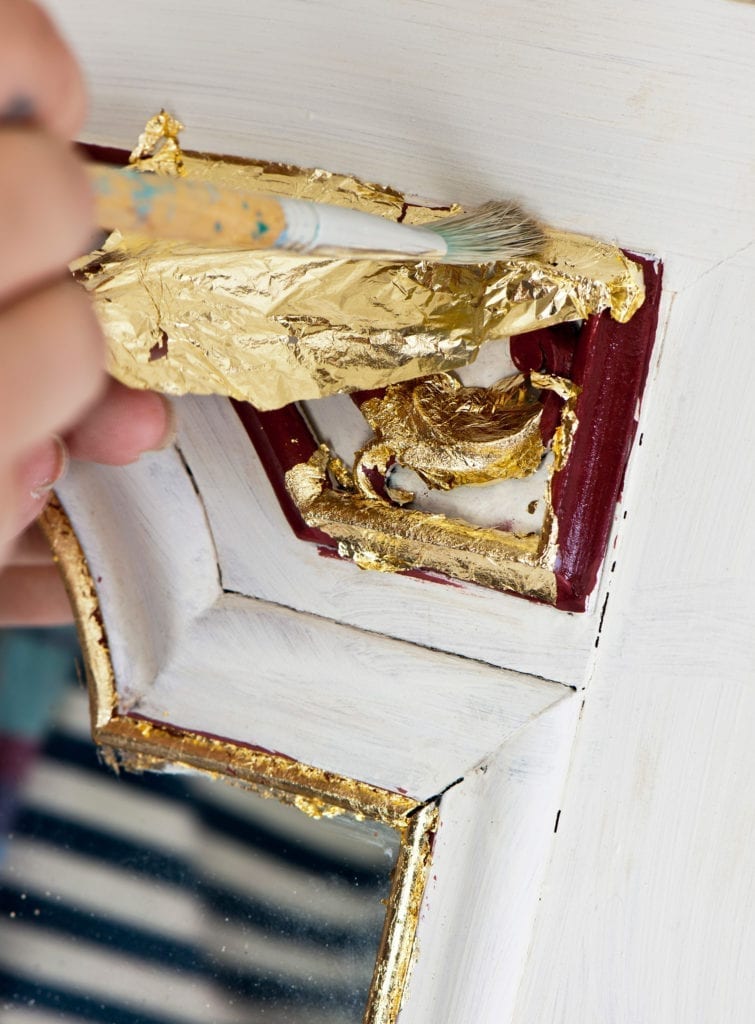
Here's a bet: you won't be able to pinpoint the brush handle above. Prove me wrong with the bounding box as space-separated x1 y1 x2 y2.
88 164 288 249
87 164 446 259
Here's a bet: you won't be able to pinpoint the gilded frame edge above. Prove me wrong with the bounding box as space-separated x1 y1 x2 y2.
39 495 437 1024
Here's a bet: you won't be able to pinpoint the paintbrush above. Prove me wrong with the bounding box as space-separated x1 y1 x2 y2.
87 164 544 265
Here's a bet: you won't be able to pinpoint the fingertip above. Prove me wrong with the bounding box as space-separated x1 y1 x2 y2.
65 380 175 465
6 436 68 541
155 394 178 451
0 0 88 140
27 435 69 500
118 390 176 462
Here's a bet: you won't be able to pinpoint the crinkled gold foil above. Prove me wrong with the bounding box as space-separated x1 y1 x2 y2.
357 372 545 493
367 803 438 1024
285 369 581 597
73 115 645 411
532 371 582 572
175 150 407 221
532 371 581 472
128 109 187 176
286 446 558 602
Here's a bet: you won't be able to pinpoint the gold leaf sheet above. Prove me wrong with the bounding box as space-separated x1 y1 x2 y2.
74 116 645 411
286 446 557 602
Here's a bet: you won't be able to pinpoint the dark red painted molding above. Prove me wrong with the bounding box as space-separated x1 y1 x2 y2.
547 255 661 609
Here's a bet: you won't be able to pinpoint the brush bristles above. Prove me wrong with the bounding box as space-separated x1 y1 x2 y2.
427 200 545 265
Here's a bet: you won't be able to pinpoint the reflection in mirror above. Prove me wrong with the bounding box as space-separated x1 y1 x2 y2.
0 628 401 1024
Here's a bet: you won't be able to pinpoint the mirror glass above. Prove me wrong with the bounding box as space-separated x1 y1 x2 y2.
0 627 400 1024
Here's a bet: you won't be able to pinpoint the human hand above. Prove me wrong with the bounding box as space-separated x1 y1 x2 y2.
0 0 174 625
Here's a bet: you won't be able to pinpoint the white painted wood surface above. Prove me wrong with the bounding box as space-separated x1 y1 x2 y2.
44 0 755 1021
56 452 221 709
173 393 599 686
58 455 567 800
400 694 580 1023
513 257 755 1024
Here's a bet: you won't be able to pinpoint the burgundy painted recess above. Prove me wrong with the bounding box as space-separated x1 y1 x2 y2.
547 254 661 609
234 256 662 612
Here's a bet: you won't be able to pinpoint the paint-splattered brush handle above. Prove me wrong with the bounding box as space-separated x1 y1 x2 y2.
88 164 287 249
87 164 446 259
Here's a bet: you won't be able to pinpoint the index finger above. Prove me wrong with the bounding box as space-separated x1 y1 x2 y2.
0 0 86 139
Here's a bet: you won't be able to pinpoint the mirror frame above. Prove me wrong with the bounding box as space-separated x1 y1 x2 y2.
40 497 438 1024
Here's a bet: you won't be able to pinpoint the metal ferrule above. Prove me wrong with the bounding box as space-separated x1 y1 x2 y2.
276 196 447 259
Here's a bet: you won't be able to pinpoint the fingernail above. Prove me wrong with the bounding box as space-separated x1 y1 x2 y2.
1 96 35 125
27 436 69 500
154 397 177 451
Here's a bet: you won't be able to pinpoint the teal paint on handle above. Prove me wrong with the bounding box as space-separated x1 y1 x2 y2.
131 177 164 221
